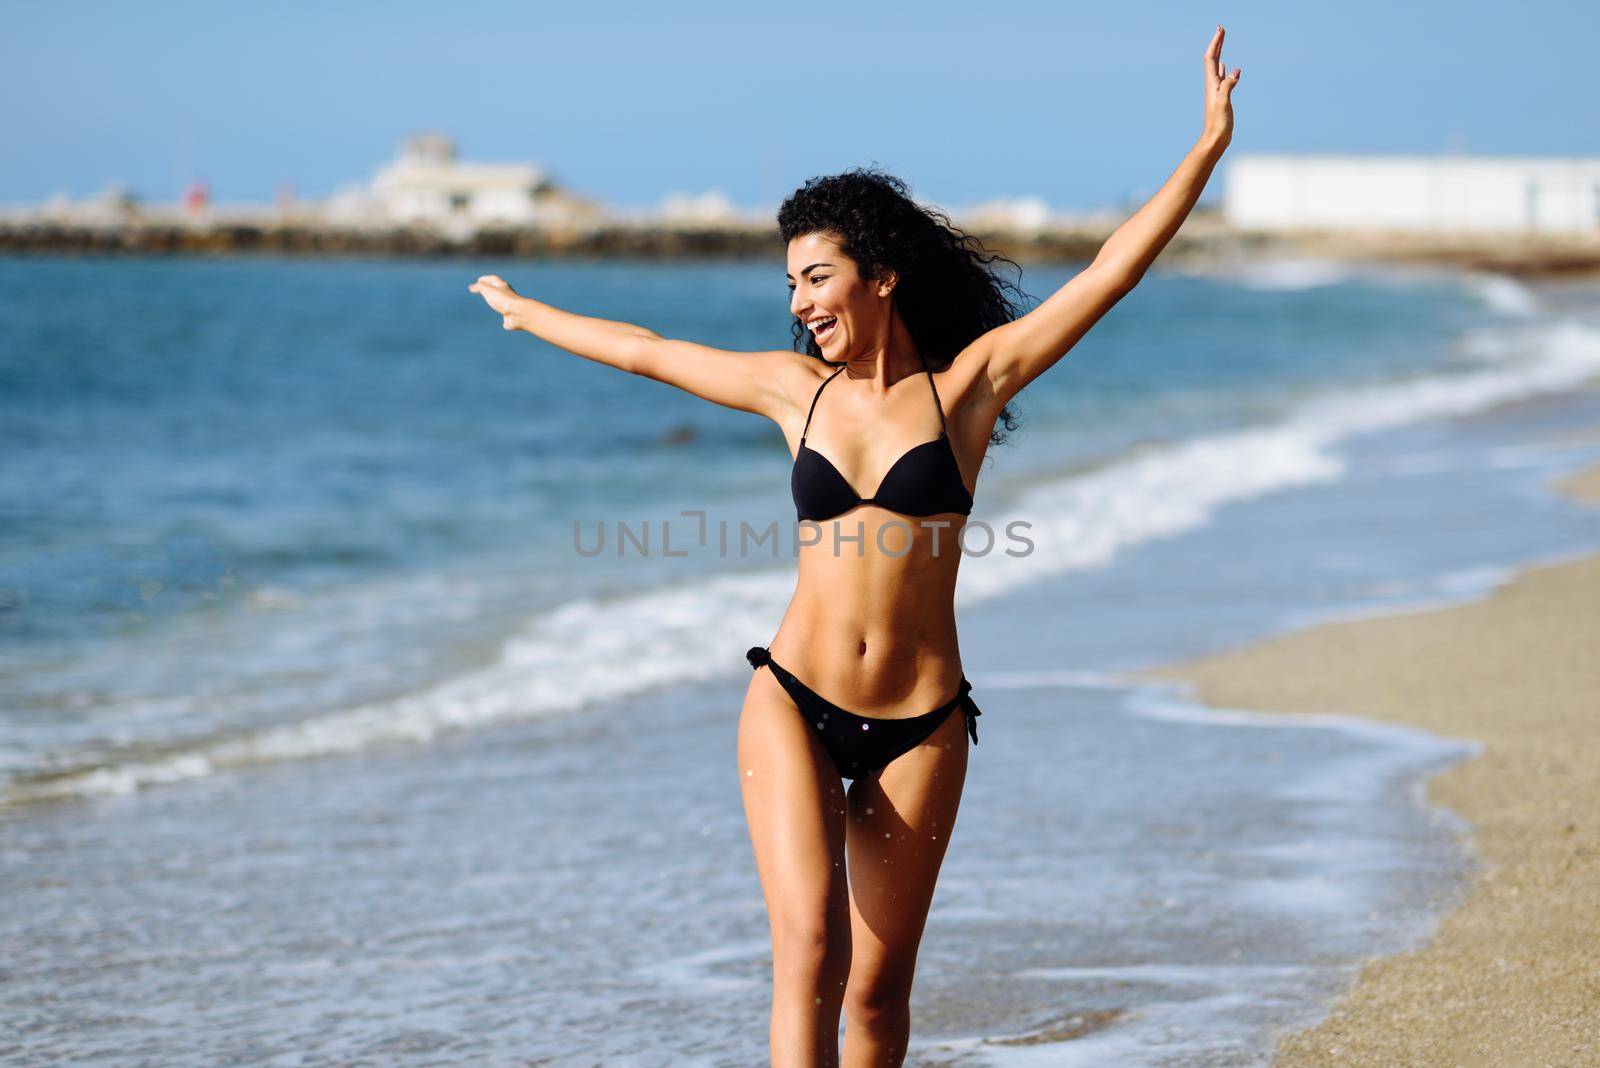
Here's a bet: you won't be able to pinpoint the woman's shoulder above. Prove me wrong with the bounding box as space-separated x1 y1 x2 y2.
783 354 845 392
751 353 843 426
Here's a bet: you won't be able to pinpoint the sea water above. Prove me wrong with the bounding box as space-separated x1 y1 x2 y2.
2 254 1599 1065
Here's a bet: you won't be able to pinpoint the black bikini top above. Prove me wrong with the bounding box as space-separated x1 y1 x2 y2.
791 364 975 522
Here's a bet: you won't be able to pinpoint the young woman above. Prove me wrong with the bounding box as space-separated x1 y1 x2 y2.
470 28 1239 1065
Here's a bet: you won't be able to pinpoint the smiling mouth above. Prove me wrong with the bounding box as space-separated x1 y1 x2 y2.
810 317 838 341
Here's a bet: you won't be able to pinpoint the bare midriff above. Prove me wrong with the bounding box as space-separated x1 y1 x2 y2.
767 507 968 720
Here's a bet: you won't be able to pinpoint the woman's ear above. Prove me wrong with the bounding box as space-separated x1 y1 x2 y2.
874 268 898 299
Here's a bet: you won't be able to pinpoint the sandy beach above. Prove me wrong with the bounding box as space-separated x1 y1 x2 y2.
1136 445 1600 1065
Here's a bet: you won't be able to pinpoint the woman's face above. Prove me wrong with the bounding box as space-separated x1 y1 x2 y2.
786 231 892 359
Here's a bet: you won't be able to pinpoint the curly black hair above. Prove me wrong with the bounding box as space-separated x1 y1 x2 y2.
777 165 1028 445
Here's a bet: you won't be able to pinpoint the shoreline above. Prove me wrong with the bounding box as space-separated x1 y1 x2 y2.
4 217 1600 279
1132 454 1600 1065
3 257 1598 1060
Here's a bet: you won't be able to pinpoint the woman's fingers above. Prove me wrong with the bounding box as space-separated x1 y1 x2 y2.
1205 25 1222 85
466 275 524 331
469 274 509 293
1200 25 1239 142
1205 25 1240 96
468 276 522 311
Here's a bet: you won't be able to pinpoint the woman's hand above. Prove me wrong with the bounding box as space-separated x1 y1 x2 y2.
1203 25 1241 149
468 274 525 330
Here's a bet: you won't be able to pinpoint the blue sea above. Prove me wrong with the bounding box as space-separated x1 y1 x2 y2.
3 253 1599 1065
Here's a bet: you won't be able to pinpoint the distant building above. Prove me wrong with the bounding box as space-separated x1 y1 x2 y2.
37 184 143 225
182 181 209 217
954 197 1053 234
1224 154 1600 234
656 189 740 226
330 134 606 230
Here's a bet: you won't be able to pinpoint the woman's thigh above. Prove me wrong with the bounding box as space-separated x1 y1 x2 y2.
843 705 970 985
737 667 850 946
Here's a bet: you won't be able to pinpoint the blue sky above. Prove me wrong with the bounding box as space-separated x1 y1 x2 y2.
3 0 1595 212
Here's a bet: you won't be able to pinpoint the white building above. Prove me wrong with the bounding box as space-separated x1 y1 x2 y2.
954 197 1053 235
1224 154 1600 234
333 134 605 229
654 189 739 225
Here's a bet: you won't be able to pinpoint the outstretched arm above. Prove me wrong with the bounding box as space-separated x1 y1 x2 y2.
468 274 793 419
976 26 1242 410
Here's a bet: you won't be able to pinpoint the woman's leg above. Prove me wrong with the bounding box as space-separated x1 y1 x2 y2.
840 705 970 1067
738 665 852 1067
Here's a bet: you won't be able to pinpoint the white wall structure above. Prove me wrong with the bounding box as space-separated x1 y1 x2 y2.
367 134 602 228
955 197 1053 235
1224 154 1600 234
656 189 740 225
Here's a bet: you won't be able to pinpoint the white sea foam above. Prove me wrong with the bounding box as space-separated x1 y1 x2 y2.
630 938 769 994
925 981 1318 1067
1120 680 1483 809
1013 962 1312 984
1192 257 1543 320
969 668 1132 691
957 317 1600 603
7 315 1597 805
0 568 794 804
1463 272 1542 317
1277 561 1518 630
1224 256 1358 291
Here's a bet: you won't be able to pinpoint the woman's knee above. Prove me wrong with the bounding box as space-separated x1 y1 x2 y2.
842 965 914 1023
771 909 850 977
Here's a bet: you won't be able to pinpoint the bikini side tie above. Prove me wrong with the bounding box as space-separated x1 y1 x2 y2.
958 678 981 745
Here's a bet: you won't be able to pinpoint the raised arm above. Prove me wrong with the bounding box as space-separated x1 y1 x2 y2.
975 26 1241 410
468 274 793 419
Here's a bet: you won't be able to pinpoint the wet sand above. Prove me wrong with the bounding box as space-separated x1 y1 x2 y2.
1134 455 1600 1065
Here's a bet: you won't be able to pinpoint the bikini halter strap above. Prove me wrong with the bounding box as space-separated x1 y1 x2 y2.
923 366 949 435
800 361 947 443
799 366 846 445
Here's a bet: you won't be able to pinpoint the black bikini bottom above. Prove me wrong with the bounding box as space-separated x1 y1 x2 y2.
745 646 980 781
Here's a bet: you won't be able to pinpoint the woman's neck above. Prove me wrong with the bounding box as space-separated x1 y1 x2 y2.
841 313 923 393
